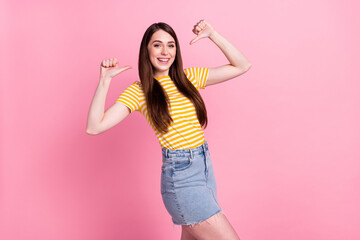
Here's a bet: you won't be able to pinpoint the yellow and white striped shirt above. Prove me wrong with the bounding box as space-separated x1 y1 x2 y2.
116 67 209 150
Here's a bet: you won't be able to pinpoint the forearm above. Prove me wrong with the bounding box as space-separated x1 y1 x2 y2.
86 77 111 133
209 31 251 70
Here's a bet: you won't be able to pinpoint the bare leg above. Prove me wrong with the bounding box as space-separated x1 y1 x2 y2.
181 225 197 240
182 211 240 240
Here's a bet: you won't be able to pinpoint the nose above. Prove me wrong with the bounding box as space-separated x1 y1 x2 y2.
161 46 168 55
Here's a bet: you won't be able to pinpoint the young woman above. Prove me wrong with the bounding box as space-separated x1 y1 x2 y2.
86 19 251 240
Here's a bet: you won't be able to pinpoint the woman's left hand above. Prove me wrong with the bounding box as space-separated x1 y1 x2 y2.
190 20 216 45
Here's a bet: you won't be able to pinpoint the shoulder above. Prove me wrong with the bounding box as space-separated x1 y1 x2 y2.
183 67 209 90
184 67 209 77
184 67 197 80
184 67 194 76
121 81 143 95
129 81 142 90
183 67 199 89
133 81 144 95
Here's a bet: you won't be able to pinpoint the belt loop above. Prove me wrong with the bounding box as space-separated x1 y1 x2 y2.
190 149 193 160
165 148 168 158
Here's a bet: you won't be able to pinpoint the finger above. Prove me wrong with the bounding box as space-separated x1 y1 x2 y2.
193 29 200 35
194 22 203 29
190 35 201 45
195 25 202 32
114 58 119 66
119 65 132 72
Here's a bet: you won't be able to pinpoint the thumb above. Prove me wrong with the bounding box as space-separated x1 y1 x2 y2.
108 65 132 79
118 65 132 72
190 35 201 45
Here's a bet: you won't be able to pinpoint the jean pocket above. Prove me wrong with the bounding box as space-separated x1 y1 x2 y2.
171 156 192 171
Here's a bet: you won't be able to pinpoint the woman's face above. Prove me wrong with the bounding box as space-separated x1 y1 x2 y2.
147 29 176 78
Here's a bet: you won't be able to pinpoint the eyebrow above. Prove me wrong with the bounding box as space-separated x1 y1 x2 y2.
151 40 175 44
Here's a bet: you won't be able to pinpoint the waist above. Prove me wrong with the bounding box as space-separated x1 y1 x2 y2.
162 140 209 162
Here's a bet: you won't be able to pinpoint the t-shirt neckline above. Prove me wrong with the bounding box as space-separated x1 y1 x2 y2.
154 75 170 81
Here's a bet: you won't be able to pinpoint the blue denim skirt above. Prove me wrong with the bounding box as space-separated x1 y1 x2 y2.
160 140 223 226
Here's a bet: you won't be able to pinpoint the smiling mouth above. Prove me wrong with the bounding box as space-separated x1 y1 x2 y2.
157 58 170 64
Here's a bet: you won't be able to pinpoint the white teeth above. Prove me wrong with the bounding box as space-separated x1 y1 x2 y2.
158 58 169 62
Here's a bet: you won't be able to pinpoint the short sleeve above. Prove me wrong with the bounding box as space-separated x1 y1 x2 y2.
184 67 209 90
115 81 140 113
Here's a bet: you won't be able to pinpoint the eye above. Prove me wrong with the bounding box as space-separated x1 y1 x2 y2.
169 44 175 48
154 44 160 47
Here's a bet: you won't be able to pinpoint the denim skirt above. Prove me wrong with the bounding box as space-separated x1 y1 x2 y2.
160 140 222 226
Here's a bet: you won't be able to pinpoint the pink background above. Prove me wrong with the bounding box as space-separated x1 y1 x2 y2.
1 0 360 239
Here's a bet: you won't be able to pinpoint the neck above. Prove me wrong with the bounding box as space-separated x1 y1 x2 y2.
154 70 169 79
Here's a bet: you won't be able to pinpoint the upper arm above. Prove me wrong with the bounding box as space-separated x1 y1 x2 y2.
206 64 252 87
94 102 131 134
89 80 140 135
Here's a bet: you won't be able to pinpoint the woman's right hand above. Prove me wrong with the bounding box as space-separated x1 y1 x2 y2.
100 58 132 79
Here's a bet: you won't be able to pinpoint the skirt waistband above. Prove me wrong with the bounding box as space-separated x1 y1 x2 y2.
161 140 209 161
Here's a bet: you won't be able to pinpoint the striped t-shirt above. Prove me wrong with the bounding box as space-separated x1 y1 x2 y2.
116 67 209 150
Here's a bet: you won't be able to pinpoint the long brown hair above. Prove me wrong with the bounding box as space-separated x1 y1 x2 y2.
138 22 208 134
